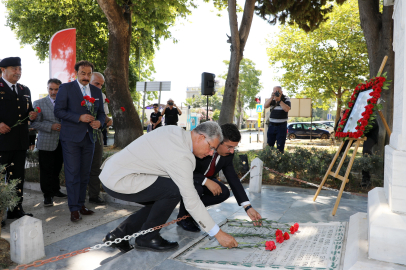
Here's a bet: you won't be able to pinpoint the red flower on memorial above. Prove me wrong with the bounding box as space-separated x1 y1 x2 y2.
121 107 125 112
105 98 110 103
290 226 296 234
265 241 276 251
275 229 283 237
81 100 86 106
276 234 284 243
35 107 41 113
284 232 290 240
294 223 299 231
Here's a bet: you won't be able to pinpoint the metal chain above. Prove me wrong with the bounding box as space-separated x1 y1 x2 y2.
5 214 191 270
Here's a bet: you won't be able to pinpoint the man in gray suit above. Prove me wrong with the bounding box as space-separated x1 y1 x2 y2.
31 79 67 207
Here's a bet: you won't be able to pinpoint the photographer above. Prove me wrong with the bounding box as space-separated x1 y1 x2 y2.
264 86 291 153
162 98 182 126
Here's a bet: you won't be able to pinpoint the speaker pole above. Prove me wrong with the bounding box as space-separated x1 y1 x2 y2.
206 95 209 121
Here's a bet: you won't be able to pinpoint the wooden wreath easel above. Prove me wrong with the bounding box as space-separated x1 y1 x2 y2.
313 137 366 216
313 56 391 216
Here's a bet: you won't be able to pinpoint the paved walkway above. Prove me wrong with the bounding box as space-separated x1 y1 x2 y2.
15 184 368 270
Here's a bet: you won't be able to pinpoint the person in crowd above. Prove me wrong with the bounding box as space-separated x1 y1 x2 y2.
87 72 111 205
31 78 67 207
161 98 181 126
99 122 238 253
150 103 162 130
28 122 37 151
177 123 262 232
334 108 379 188
264 86 291 153
54 60 105 222
0 57 38 222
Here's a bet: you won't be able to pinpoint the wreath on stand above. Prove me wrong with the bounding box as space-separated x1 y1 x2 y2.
335 73 391 141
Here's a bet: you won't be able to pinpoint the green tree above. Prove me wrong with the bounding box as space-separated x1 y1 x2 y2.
185 92 223 111
267 0 368 125
221 58 262 129
4 0 194 148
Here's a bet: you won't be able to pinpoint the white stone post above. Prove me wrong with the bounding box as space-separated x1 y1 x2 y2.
249 158 263 193
10 216 45 264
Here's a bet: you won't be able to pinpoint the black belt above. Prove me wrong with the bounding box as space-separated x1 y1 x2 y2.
269 121 287 126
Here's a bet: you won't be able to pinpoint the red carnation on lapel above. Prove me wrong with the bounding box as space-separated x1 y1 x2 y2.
120 107 125 112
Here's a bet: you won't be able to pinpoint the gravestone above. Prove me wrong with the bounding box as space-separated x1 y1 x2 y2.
249 158 263 193
10 216 45 264
171 219 346 269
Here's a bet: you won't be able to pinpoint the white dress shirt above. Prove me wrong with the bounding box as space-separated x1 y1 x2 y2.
3 77 18 94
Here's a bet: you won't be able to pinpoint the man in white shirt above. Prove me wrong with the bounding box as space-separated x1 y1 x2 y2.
100 122 238 252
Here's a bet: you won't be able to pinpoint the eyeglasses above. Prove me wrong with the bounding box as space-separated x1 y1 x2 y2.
153 107 158 109
200 134 218 151
220 142 238 151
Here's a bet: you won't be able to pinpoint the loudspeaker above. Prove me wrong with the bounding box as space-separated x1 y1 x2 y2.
201 72 216 96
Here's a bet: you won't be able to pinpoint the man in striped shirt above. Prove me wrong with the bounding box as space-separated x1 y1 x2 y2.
264 86 291 153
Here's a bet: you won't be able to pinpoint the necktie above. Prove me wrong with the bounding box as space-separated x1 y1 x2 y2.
205 153 219 178
82 86 89 105
11 85 17 95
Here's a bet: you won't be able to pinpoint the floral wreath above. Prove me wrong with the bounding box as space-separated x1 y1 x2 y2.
335 74 390 140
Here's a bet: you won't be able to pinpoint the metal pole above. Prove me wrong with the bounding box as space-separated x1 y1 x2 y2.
206 95 209 121
310 103 313 141
141 83 146 128
158 82 162 108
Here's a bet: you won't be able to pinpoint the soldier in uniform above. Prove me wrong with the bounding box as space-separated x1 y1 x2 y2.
0 57 38 222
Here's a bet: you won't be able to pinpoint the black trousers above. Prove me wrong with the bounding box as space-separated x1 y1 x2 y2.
177 178 230 218
39 142 64 198
103 176 181 240
102 128 108 146
0 150 26 206
88 137 103 198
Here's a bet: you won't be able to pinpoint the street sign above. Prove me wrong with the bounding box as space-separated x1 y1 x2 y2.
256 104 263 113
136 81 171 92
327 113 332 120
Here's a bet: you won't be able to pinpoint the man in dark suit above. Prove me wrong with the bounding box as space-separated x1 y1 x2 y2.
0 57 38 222
177 123 262 232
54 60 105 222
31 78 67 207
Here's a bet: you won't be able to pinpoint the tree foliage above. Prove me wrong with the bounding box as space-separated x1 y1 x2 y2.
185 92 223 111
267 0 368 121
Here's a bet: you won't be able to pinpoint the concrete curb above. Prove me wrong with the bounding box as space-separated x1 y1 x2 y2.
23 181 144 208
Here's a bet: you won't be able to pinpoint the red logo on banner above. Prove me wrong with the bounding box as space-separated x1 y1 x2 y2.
49 28 76 83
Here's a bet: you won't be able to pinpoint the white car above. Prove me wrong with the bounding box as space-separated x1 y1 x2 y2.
304 122 335 134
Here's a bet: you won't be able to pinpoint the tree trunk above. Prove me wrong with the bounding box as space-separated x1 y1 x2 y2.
358 0 394 156
97 0 143 148
218 0 256 125
236 92 241 129
335 92 342 127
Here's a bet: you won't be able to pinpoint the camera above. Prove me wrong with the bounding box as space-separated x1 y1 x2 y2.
274 91 280 97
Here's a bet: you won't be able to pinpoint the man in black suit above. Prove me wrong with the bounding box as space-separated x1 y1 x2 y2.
54 60 105 222
177 123 262 232
0 57 38 222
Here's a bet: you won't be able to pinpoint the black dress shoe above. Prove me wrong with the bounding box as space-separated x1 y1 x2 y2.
103 232 134 253
44 197 54 207
135 236 179 251
54 191 68 198
177 218 200 232
7 207 33 219
1 220 5 228
89 196 106 205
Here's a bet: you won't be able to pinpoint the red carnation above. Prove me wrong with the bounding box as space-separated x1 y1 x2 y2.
89 97 96 104
290 226 295 234
81 100 86 106
284 232 290 240
275 229 283 237
35 107 41 113
348 102 354 108
84 95 91 101
265 241 276 251
365 104 374 110
105 98 110 103
120 107 125 112
294 223 299 231
276 234 284 244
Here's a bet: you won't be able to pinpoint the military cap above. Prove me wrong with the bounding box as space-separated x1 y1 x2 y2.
0 57 21 67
